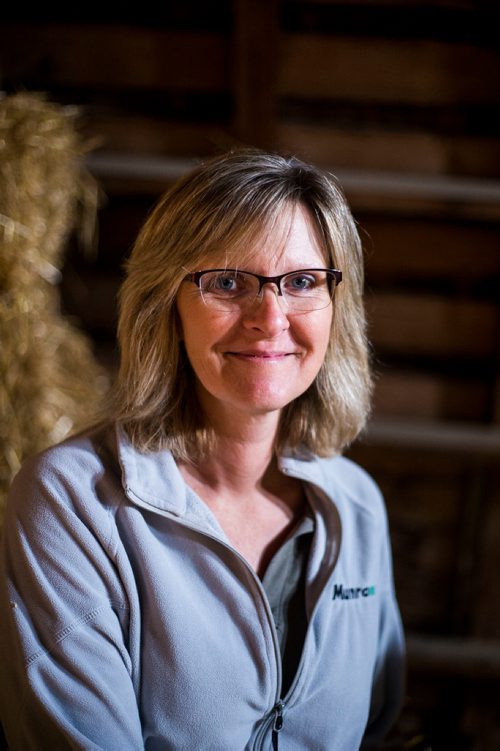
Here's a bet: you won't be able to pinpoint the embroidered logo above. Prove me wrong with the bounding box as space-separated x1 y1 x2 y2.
332 584 376 601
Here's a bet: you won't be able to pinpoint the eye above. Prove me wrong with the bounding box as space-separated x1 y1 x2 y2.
214 273 237 291
284 272 318 294
202 271 250 297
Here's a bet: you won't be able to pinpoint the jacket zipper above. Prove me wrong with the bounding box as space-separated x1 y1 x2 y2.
179 523 290 749
133 507 287 739
272 700 285 750
124 494 334 749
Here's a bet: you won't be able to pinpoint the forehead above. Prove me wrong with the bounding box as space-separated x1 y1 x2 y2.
202 203 329 271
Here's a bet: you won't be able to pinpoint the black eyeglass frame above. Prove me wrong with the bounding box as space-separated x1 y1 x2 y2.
183 268 342 298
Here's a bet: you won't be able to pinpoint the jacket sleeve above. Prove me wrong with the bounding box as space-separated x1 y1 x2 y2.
360 498 406 749
0 455 144 751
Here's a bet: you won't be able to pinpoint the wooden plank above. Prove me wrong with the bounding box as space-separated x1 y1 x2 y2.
360 418 500 457
346 440 497 632
277 122 500 181
350 192 500 222
294 0 485 7
494 373 500 422
458 692 500 751
372 371 491 422
0 24 229 91
232 0 280 147
376 464 462 631
279 122 446 172
278 34 500 105
359 216 500 288
84 118 229 159
366 292 498 359
471 477 500 637
406 633 500 679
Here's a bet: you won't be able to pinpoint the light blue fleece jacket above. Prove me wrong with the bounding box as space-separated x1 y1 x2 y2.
0 423 405 750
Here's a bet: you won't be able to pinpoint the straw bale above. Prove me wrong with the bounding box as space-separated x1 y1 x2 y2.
0 92 110 526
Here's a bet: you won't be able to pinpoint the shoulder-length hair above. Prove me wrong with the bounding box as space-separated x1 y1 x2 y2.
110 147 372 460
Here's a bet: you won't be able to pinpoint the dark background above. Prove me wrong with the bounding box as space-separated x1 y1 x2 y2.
2 2 500 748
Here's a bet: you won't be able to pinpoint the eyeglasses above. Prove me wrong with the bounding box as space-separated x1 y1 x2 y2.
182 268 342 313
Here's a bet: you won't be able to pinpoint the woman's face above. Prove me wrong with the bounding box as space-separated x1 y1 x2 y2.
176 204 334 427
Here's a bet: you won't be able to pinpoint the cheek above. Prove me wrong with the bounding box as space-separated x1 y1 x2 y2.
176 308 209 373
301 310 333 356
179 311 233 374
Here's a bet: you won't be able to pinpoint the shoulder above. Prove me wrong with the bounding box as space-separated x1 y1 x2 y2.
5 422 120 527
14 423 115 486
325 454 383 501
313 453 391 534
282 451 387 523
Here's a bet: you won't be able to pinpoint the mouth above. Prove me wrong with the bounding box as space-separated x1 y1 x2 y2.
227 351 296 360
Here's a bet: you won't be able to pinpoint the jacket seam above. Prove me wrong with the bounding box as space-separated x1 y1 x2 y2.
25 601 129 669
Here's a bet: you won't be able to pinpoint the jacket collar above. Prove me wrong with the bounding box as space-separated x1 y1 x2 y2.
115 422 333 516
116 423 189 515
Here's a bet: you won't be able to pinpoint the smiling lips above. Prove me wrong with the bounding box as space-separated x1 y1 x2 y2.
227 350 296 360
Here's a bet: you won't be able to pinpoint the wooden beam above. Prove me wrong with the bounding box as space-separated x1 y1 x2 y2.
364 418 500 456
85 150 500 203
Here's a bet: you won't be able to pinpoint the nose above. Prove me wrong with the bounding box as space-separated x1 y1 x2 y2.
241 285 290 335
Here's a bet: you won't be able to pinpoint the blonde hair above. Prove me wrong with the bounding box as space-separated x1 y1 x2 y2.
111 148 372 459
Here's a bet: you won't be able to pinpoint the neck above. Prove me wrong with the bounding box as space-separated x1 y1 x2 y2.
186 389 284 491
178 404 306 577
188 426 280 494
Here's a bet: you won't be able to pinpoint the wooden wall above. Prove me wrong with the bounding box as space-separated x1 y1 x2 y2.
2 2 500 747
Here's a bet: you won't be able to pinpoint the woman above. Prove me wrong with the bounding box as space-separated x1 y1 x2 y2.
0 148 405 749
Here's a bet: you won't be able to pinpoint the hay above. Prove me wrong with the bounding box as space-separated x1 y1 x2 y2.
0 92 110 525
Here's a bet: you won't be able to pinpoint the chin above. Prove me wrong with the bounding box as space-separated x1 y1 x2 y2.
237 389 301 414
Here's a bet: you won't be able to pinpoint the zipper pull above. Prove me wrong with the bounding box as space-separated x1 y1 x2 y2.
272 701 285 750
273 700 284 732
